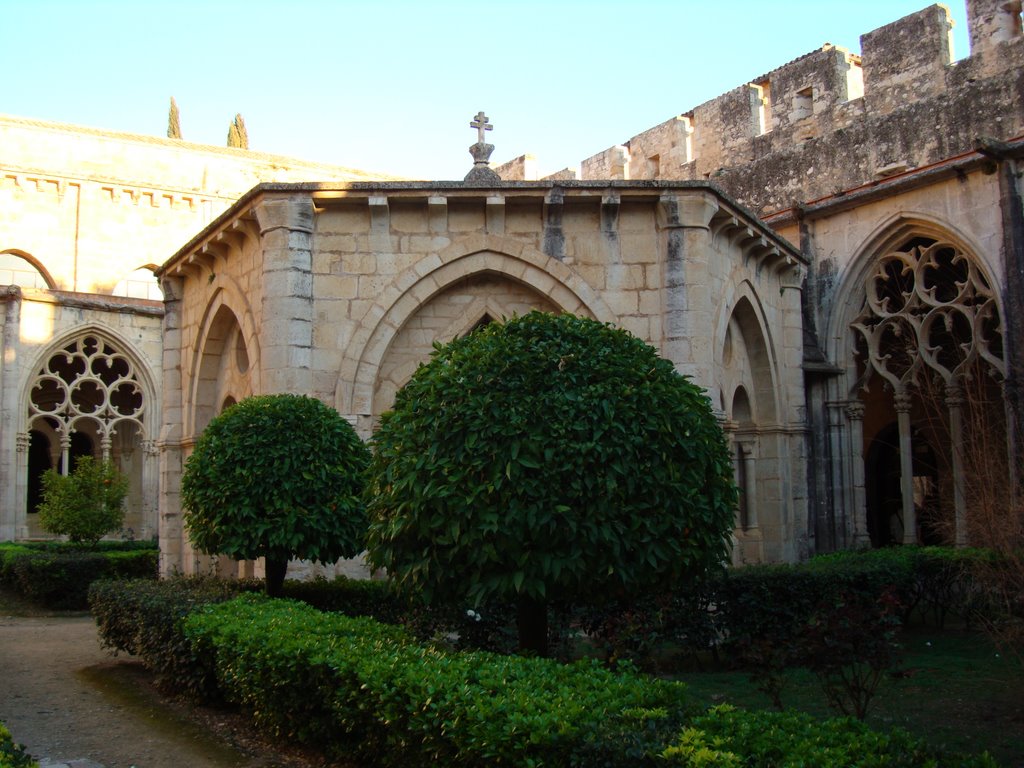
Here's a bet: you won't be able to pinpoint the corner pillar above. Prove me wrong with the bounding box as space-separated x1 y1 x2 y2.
254 196 316 394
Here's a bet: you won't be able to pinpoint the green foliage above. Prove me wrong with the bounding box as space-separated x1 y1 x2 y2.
89 576 260 698
226 113 248 148
661 705 998 768
37 456 127 544
366 312 737 613
167 96 181 139
183 595 691 766
798 588 903 719
0 541 157 609
0 723 37 768
182 394 370 590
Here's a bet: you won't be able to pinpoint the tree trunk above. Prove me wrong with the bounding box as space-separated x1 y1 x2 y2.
265 556 288 597
516 595 548 656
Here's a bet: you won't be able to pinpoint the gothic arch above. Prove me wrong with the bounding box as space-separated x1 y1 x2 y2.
187 290 259 436
21 325 159 537
827 216 1006 547
336 239 617 416
0 249 56 289
715 280 781 425
827 213 1001 393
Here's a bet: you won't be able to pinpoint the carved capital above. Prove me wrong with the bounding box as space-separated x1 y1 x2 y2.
893 391 914 413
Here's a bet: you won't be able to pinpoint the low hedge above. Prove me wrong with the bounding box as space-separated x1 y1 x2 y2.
89 576 262 698
0 541 157 609
662 704 997 767
89 578 995 766
184 594 692 767
0 723 37 768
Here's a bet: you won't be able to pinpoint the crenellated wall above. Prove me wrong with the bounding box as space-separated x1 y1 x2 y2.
563 2 1023 216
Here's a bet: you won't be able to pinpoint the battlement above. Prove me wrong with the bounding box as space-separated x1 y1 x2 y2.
554 1 1024 215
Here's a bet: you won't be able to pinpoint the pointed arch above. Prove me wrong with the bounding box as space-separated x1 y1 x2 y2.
336 237 616 416
826 212 1003 396
21 325 160 538
187 289 260 436
715 279 781 425
827 214 1007 548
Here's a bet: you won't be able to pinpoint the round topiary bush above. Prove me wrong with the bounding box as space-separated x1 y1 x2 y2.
182 394 371 595
365 311 737 653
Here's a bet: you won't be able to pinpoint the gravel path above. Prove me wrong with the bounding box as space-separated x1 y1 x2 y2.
0 608 330 768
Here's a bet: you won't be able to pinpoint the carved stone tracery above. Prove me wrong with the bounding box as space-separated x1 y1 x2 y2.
28 334 147 469
852 238 1005 390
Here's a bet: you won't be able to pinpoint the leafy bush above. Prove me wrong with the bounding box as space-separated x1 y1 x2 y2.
366 311 737 654
0 723 37 768
184 595 692 766
182 394 371 596
37 457 127 544
88 576 259 698
798 588 903 719
0 541 157 609
661 705 998 767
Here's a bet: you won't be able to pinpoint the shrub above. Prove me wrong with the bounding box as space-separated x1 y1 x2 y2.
88 576 258 698
182 394 371 596
366 312 737 654
0 542 157 609
798 587 903 719
662 705 998 768
0 723 37 768
37 457 127 544
184 595 692 766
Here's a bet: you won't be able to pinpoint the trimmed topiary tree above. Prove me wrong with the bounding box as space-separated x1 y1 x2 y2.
38 456 128 545
365 311 737 654
182 394 370 596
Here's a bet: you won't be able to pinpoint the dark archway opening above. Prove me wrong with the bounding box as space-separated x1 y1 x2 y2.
57 432 95 474
865 422 940 547
26 430 52 514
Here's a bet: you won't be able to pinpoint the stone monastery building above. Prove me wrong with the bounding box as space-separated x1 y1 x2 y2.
1 1 1021 577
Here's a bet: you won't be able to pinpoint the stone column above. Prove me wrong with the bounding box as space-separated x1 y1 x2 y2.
158 274 186 576
141 438 159 540
254 196 316 395
0 289 22 540
894 391 917 545
946 381 969 546
13 433 30 539
844 401 870 546
739 439 759 530
657 192 719 385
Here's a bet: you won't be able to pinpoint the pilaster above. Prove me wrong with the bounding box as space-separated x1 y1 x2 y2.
255 196 316 394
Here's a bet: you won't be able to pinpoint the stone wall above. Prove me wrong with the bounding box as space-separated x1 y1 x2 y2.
158 181 810 568
572 1 1024 216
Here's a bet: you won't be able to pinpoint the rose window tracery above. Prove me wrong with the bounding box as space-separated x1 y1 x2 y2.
28 334 146 466
852 238 1005 391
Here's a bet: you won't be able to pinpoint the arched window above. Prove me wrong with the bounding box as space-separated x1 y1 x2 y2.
850 236 1005 546
28 333 147 473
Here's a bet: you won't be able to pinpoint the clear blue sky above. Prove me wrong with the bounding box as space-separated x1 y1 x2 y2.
3 1 970 180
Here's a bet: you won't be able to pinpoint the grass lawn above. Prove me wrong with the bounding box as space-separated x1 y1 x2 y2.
674 628 1024 765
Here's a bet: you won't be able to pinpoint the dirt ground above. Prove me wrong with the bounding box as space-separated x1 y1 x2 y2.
0 592 338 768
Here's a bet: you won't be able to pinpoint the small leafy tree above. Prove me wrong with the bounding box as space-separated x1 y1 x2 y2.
366 312 737 655
38 456 128 545
182 394 370 596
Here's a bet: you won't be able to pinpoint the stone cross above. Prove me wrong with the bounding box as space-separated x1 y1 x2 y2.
470 111 493 144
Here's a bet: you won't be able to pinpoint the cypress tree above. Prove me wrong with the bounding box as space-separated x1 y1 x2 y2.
167 97 182 139
227 113 249 149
